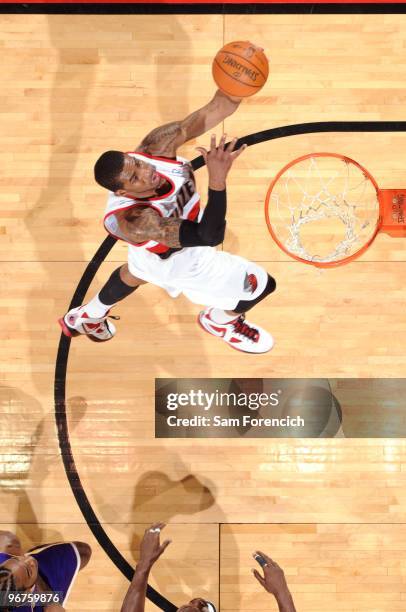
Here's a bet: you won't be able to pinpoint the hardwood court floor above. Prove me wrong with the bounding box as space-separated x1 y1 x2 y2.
1 12 406 611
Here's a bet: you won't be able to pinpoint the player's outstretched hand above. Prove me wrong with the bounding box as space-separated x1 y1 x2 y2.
251 551 296 611
252 551 289 596
196 134 247 191
138 523 171 570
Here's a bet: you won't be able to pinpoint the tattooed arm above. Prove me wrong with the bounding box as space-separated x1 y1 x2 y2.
116 192 226 249
117 207 183 248
135 90 242 158
118 136 246 249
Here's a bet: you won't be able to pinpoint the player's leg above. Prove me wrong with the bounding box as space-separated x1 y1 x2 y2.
177 249 276 353
59 264 145 342
205 272 276 318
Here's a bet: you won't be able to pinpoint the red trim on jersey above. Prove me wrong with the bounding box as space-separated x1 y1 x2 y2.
127 150 183 165
187 200 200 221
147 243 173 254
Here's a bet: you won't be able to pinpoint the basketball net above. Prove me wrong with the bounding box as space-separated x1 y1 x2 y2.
267 154 380 265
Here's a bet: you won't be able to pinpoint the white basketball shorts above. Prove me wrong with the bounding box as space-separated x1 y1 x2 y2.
127 246 268 311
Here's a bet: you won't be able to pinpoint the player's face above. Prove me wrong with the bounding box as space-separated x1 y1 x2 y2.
1 555 38 590
177 598 211 612
115 154 166 197
0 531 23 556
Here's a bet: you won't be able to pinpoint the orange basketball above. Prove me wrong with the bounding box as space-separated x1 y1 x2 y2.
212 41 269 98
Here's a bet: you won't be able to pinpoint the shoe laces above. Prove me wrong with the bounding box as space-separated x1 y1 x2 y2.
233 315 259 342
81 313 120 330
80 312 120 324
101 314 120 332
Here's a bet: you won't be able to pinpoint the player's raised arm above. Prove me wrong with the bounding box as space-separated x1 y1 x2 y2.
135 89 242 158
120 524 171 612
136 39 268 158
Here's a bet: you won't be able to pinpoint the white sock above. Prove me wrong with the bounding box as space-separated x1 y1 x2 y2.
209 308 238 324
84 293 114 318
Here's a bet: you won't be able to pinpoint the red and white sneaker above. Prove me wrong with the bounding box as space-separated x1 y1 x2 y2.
198 308 274 354
58 305 119 342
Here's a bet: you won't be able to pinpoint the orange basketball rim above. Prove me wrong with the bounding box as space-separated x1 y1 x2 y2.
265 152 406 267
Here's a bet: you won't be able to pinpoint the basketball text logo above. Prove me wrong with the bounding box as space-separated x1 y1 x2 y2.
222 56 259 82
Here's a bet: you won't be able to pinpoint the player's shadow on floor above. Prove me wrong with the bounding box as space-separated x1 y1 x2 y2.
129 470 221 606
83 446 240 607
0 386 88 545
25 14 193 398
131 471 216 522
128 465 240 608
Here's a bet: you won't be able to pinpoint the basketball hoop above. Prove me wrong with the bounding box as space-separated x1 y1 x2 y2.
265 153 406 267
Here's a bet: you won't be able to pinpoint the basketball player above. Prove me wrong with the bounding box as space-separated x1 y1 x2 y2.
0 533 91 611
59 86 276 353
121 523 217 612
121 524 296 612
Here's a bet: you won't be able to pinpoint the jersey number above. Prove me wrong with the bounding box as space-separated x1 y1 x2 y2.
175 167 196 214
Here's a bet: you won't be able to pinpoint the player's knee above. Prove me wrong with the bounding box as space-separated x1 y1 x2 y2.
265 274 276 295
234 274 276 314
253 273 277 298
120 264 147 287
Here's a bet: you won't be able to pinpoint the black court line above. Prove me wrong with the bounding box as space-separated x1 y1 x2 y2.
3 3 406 15
54 119 406 610
193 120 406 170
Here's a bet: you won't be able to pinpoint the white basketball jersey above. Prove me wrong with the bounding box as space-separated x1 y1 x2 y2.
103 152 200 254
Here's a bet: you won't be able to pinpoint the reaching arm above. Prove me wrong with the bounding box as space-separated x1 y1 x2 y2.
275 594 297 612
136 89 242 158
120 564 151 612
120 524 171 612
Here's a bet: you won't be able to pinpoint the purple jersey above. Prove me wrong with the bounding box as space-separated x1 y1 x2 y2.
1 543 80 610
